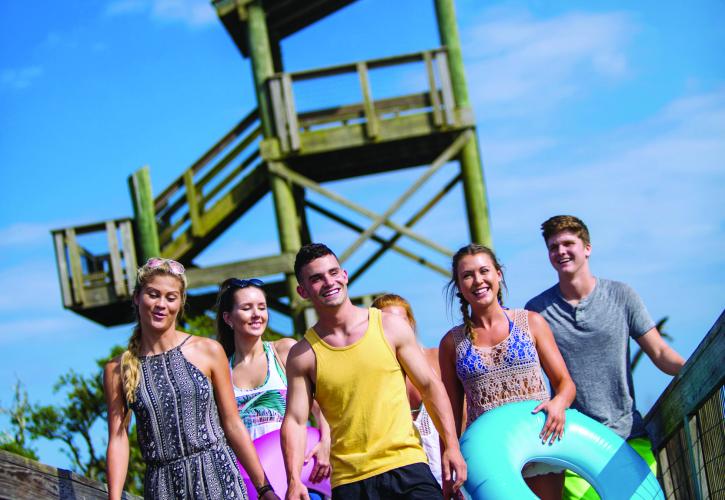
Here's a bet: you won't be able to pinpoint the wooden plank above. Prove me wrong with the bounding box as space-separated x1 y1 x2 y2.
52 231 73 307
183 170 204 238
268 162 454 257
184 254 296 289
64 228 86 306
0 449 141 500
424 51 443 127
161 164 269 260
282 73 301 151
195 127 261 192
202 150 261 207
269 77 290 152
645 311 725 449
436 51 456 125
287 48 427 81
339 130 470 263
357 62 379 139
119 220 137 296
105 220 127 297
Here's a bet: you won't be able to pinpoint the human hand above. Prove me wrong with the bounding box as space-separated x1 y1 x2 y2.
532 397 567 444
284 479 309 500
304 437 331 483
441 445 467 499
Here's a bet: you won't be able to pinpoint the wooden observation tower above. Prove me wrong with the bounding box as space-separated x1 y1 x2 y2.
51 0 492 334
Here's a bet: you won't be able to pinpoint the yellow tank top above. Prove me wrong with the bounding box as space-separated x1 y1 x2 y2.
304 307 427 487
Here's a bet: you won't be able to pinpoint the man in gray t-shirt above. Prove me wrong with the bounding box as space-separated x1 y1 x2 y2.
526 215 685 499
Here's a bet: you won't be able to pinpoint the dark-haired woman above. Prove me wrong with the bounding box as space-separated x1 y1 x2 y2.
104 259 278 500
439 245 576 500
216 278 332 489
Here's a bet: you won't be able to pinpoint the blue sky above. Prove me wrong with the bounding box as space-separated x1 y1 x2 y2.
1 0 723 470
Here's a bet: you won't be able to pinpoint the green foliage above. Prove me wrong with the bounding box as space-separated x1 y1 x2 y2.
0 380 38 460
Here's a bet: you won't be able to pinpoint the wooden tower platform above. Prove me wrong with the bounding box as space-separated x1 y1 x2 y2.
51 0 492 332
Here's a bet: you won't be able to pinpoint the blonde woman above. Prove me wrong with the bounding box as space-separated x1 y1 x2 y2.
372 293 443 487
103 258 279 500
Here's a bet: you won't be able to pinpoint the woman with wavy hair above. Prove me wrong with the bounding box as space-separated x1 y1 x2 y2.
215 277 331 491
104 258 278 500
439 244 576 500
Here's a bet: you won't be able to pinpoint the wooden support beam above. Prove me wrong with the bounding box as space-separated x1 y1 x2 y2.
183 169 204 238
105 221 127 297
119 220 137 296
268 162 454 257
52 231 73 307
306 200 448 277
184 253 296 289
339 130 471 263
357 62 379 139
128 165 161 262
348 173 461 284
269 77 290 151
65 228 85 306
282 73 301 151
424 51 443 127
436 51 456 126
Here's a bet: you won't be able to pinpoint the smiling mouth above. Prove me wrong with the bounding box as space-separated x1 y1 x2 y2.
321 288 340 298
472 286 491 298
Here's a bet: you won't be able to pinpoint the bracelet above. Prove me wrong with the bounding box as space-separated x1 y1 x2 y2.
256 484 274 497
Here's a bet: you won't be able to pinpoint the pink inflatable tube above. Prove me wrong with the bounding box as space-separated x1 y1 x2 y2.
238 427 331 499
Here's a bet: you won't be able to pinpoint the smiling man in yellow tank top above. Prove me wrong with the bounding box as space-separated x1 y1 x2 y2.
282 244 466 500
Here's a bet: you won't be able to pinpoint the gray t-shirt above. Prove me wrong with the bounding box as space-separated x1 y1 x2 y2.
525 278 655 439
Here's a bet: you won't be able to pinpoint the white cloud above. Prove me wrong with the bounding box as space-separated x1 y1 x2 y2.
462 9 634 115
490 87 725 278
106 0 217 28
1 66 44 90
0 222 54 248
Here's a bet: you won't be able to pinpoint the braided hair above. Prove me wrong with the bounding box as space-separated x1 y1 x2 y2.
447 244 507 343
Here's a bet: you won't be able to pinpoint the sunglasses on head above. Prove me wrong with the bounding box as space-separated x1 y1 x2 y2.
224 278 265 291
146 257 185 276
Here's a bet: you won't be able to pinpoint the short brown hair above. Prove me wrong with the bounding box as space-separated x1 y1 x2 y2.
541 215 591 246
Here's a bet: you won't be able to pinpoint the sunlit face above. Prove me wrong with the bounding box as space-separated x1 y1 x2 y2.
296 254 348 308
222 286 268 338
456 253 502 309
381 305 412 327
546 230 591 276
134 274 183 333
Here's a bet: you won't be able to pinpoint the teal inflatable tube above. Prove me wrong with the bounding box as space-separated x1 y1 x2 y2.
460 401 663 499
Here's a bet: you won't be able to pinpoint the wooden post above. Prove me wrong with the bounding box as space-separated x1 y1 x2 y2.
183 169 204 237
105 221 127 297
434 0 492 247
128 165 160 262
52 231 73 307
246 1 304 332
119 219 138 296
357 62 379 139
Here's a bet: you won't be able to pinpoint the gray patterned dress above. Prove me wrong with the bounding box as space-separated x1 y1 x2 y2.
130 335 248 499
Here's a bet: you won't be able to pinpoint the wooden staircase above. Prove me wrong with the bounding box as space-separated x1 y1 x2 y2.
51 0 493 331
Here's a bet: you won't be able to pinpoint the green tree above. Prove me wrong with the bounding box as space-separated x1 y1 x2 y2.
0 380 38 460
23 345 145 494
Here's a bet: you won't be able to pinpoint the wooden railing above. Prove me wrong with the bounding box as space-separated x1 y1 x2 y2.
268 48 457 153
644 311 724 499
51 218 137 311
154 108 263 255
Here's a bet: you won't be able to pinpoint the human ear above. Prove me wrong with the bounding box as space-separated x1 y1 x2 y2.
296 284 308 300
